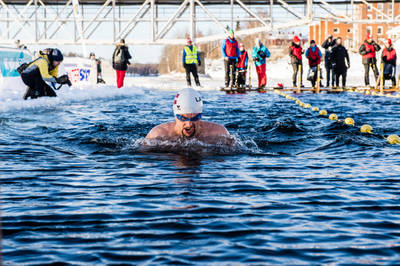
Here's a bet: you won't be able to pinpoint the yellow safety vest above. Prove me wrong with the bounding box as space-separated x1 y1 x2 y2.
184 46 198 64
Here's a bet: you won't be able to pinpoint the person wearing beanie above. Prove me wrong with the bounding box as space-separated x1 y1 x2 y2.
236 43 249 88
359 33 381 86
289 35 305 87
305 40 322 87
381 38 397 87
222 29 240 87
322 34 336 87
145 87 231 143
182 37 201 87
252 38 271 90
331 37 350 88
20 48 71 100
112 38 132 88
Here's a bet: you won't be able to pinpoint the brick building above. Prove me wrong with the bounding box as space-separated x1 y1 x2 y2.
309 3 400 49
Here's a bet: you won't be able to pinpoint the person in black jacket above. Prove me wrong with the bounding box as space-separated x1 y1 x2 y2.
322 35 336 87
381 38 397 87
359 33 380 86
331 37 350 88
112 39 132 88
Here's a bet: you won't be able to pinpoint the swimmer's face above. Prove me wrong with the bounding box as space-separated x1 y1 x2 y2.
175 113 201 138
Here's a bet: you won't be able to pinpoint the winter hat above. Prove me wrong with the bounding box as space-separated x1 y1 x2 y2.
120 39 125 44
173 88 203 115
255 38 261 45
366 33 372 40
388 38 392 45
229 29 234 35
293 35 300 43
310 40 316 44
48 48 63 62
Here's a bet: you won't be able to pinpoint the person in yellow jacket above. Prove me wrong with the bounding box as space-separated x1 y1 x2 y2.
20 48 70 100
182 37 201 87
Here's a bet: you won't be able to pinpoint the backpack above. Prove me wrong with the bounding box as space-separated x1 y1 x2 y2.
113 47 125 64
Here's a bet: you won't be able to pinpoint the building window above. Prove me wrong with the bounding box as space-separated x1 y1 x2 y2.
378 3 384 11
367 14 373 20
367 4 371 11
377 26 383 35
333 28 340 34
347 28 352 33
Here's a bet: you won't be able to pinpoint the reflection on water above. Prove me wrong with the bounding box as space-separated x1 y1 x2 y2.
1 89 400 264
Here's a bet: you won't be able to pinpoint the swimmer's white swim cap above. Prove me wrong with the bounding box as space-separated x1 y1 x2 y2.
173 87 203 115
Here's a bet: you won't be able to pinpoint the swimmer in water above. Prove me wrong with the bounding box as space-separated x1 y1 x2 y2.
146 87 231 144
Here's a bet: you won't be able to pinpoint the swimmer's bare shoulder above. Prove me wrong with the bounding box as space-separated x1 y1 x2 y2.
146 122 176 139
200 121 230 137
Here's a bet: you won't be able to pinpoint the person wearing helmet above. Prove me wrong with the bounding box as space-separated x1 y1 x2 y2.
146 87 230 142
359 33 381 86
20 48 71 100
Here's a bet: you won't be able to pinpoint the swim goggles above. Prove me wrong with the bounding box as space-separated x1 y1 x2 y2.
175 113 202 122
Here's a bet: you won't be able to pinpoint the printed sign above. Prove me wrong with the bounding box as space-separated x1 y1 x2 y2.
0 49 32 77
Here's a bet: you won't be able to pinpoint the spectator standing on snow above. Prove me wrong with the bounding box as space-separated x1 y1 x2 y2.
182 37 201 87
322 35 336 87
381 38 397 87
252 38 270 89
289 35 304 87
359 33 380 86
222 29 240 87
112 39 132 88
236 43 249 87
305 40 322 88
331 37 350 88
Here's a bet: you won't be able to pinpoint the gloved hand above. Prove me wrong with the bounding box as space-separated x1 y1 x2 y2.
198 61 201 66
57 74 72 86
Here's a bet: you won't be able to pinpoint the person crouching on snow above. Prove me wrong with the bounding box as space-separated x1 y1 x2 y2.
252 38 270 90
20 48 71 100
236 43 248 88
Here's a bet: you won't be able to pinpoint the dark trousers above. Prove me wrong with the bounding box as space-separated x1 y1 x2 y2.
184 63 200 86
291 62 303 86
325 64 335 87
236 70 246 86
21 68 56 99
383 64 396 87
224 58 237 87
335 69 347 87
363 62 379 86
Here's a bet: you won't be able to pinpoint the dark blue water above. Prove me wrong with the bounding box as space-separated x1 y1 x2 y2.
2 88 400 264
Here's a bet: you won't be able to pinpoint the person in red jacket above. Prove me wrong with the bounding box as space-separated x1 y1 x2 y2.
236 43 248 88
289 35 304 87
359 33 381 86
222 29 240 87
305 40 322 87
381 38 397 87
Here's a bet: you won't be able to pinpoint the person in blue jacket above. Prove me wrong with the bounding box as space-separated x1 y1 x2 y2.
222 29 240 87
182 37 201 87
252 38 271 89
